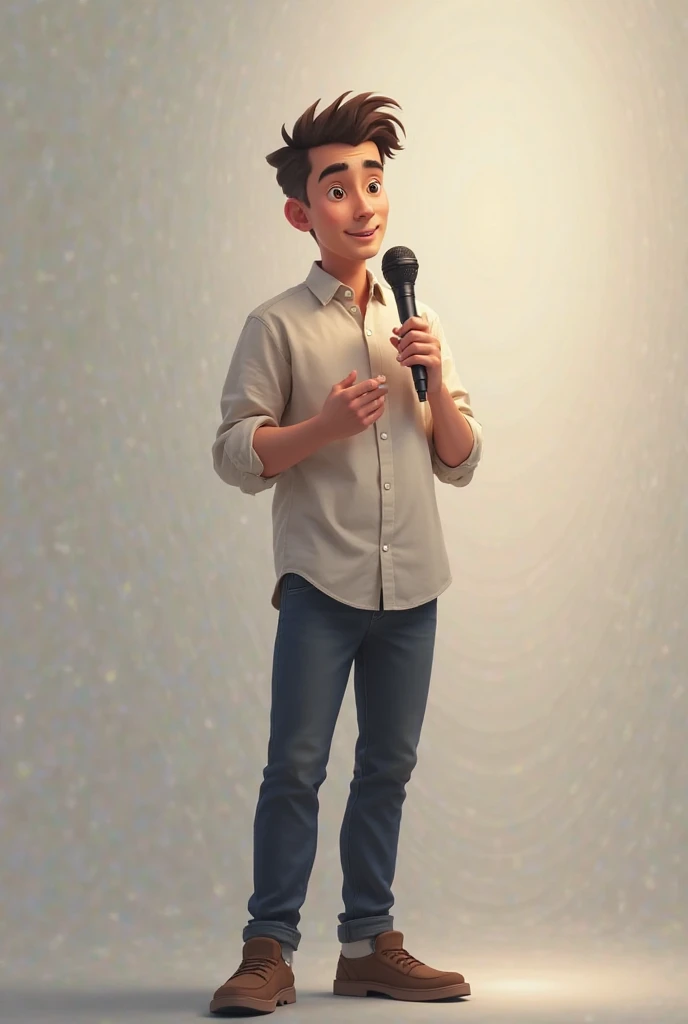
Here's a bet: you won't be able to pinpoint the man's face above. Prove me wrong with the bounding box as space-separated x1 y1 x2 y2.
285 140 389 263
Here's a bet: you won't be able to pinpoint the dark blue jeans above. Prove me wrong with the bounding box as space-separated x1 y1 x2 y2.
243 573 438 951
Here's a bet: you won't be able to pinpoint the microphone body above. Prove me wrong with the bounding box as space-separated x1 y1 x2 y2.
381 246 427 402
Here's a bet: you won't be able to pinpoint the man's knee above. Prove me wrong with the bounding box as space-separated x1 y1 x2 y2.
264 744 330 790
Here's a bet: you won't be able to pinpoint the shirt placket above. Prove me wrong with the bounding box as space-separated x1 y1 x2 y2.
355 296 395 611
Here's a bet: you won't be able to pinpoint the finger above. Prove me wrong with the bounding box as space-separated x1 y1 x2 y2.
363 396 387 425
356 382 388 410
398 354 430 367
397 329 430 343
346 374 378 393
359 382 387 405
352 381 387 405
399 316 429 335
395 337 427 357
348 375 385 397
393 330 419 350
395 350 432 366
396 333 439 357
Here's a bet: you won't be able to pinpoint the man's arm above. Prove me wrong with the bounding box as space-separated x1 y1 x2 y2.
212 315 292 495
426 312 482 487
427 384 476 468
253 417 328 478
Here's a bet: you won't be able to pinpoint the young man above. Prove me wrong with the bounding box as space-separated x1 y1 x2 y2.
210 91 482 1015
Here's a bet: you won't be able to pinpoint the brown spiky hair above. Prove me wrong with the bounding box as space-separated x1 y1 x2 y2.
266 91 405 239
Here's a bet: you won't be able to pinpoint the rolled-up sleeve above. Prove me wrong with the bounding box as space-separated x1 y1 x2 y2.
428 314 483 487
212 315 292 495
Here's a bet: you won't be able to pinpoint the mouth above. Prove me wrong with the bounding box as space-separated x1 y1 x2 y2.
346 226 378 239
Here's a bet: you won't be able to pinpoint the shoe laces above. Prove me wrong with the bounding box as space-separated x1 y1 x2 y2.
230 955 277 981
382 946 425 970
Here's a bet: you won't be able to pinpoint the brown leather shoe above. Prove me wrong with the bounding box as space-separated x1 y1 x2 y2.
209 936 296 1015
333 930 470 1002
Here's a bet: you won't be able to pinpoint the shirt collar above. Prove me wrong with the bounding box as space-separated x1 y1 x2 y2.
305 260 387 307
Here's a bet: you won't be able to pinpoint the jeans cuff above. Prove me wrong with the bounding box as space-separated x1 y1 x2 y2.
243 921 301 952
337 914 394 944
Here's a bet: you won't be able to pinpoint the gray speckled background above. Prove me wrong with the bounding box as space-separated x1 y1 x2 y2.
1 0 687 1020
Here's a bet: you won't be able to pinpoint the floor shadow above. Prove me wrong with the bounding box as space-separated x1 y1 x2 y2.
198 989 468 1017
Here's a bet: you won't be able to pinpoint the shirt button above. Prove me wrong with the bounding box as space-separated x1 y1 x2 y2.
344 290 352 298
380 432 388 440
384 482 391 490
350 306 358 313
366 329 372 337
382 544 389 552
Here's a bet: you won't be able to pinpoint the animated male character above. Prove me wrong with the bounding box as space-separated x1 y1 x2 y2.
210 91 482 1014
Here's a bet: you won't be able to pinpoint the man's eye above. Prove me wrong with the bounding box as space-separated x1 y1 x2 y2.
328 186 345 200
369 180 382 194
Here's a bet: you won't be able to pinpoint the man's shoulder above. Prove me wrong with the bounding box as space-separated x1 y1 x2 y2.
246 277 317 327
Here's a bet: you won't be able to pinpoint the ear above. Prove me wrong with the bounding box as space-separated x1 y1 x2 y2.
284 198 313 234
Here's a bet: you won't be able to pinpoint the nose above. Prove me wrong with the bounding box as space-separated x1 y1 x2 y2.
353 189 375 218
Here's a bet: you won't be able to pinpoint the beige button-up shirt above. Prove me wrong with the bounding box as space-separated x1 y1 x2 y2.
213 261 482 611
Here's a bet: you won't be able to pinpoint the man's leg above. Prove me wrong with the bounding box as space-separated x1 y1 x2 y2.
337 596 438 943
244 574 370 952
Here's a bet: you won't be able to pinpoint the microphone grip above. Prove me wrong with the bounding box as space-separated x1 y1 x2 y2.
393 283 427 402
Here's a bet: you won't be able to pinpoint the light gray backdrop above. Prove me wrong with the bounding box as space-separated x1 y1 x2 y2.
2 1 687 1021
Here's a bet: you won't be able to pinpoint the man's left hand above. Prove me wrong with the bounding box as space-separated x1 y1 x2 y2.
390 316 443 395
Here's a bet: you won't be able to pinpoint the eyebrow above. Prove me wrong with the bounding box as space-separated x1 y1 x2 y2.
317 159 384 183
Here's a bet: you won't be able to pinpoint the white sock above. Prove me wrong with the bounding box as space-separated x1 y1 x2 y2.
341 938 375 958
281 944 294 966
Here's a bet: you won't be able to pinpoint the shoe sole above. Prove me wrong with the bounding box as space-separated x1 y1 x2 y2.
333 979 471 1001
209 985 296 1014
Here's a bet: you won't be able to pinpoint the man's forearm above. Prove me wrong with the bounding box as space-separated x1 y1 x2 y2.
427 384 475 468
253 417 328 478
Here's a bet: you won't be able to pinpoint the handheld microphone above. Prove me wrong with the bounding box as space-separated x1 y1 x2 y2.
381 246 427 402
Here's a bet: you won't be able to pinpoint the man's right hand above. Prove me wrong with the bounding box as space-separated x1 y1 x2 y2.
317 370 388 443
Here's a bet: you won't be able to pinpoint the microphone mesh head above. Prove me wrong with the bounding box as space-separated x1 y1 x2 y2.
381 246 419 287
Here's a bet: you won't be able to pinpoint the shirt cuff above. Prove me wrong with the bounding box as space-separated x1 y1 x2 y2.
432 415 483 484
228 414 280 495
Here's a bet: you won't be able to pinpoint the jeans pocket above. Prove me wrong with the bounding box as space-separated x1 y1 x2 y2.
283 572 313 595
